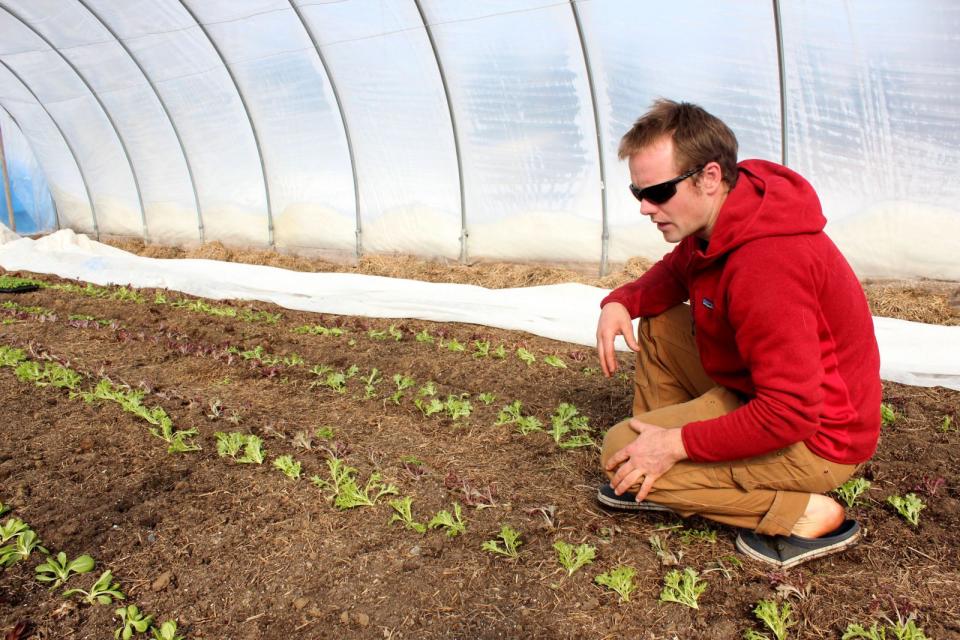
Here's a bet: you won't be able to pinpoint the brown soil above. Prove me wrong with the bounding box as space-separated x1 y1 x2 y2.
0 268 958 640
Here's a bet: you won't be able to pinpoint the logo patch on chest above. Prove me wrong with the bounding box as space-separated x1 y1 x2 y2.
702 297 714 310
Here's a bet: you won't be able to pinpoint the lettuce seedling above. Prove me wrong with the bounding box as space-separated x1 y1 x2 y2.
0 346 26 367
887 493 925 526
215 431 246 458
444 394 472 420
516 347 536 366
415 397 443 417
151 620 185 640
239 435 265 464
880 403 897 426
939 415 955 433
554 541 596 576
294 324 346 336
834 477 872 508
495 401 523 426
273 455 302 480
363 368 382 398
1 529 46 566
335 471 398 509
414 330 434 344
387 325 403 341
679 526 717 545
843 614 929 640
482 525 522 558
390 374 415 404
478 393 496 405
548 403 594 449
659 567 707 609
14 361 42 383
0 517 29 543
115 604 153 639
543 355 567 369
472 340 490 358
443 338 466 352
649 534 682 566
594 565 636 602
63 570 125 605
35 552 95 589
428 503 466 538
368 329 387 340
0 501 9 517
389 497 427 534
492 345 506 359
745 599 794 640
315 426 335 440
417 381 437 397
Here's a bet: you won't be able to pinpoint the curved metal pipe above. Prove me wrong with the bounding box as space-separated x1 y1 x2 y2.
287 0 362 258
0 3 147 240
412 0 468 263
177 0 275 247
0 58 96 235
76 0 206 243
773 0 788 166
569 0 608 276
0 102 61 230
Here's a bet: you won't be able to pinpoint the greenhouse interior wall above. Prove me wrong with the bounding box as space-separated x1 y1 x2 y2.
0 1 957 280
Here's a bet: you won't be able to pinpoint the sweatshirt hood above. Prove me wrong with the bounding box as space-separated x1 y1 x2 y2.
700 159 825 260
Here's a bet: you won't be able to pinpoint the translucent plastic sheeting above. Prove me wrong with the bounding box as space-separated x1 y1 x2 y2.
420 1 602 262
782 1 960 281
1 226 958 392
296 0 462 259
577 0 782 264
0 63 91 233
0 101 58 233
188 0 355 253
3 0 202 244
82 0 269 246
0 8 140 237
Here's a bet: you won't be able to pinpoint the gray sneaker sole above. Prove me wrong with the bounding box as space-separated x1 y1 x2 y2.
735 524 861 569
596 487 675 513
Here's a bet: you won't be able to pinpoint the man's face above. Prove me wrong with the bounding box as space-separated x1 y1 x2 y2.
628 137 713 243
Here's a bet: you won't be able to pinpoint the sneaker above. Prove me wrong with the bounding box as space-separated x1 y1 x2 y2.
596 483 674 513
736 519 861 569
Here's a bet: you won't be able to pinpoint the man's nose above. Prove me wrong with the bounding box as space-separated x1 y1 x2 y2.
639 200 658 217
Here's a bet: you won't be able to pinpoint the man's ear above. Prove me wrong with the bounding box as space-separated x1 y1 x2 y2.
700 161 725 195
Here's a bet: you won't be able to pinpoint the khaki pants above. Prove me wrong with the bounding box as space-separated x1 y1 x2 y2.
600 304 856 535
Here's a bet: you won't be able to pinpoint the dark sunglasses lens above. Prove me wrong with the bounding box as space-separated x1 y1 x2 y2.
630 182 676 204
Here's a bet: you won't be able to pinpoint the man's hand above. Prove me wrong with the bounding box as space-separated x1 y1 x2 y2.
596 302 639 377
605 421 688 502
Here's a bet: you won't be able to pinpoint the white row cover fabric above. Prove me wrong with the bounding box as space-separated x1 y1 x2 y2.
0 1 957 279
1 225 957 392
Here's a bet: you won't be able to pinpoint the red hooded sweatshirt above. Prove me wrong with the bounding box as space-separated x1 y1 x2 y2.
601 160 881 465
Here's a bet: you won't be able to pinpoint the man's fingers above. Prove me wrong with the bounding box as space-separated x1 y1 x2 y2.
634 473 658 503
598 334 616 377
620 320 640 352
611 467 645 496
604 448 629 472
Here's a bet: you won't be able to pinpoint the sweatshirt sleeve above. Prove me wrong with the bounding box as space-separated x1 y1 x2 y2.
600 244 690 318
680 240 825 462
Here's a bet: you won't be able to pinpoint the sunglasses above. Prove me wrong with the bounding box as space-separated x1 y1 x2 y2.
629 166 704 204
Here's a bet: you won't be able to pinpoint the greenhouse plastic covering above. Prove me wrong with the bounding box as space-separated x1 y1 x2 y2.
0 1 957 280
1 225 958 392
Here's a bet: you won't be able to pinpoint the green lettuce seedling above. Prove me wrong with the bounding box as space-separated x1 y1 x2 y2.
63 569 126 605
744 599 794 640
151 620 185 640
115 604 153 639
659 567 707 609
391 374 415 404
0 501 9 517
553 541 596 576
472 340 491 358
0 346 26 367
443 338 466 352
648 534 682 566
387 325 403 341
312 458 398 509
389 497 427 534
444 394 472 420
939 415 955 433
362 368 382 398
887 493 925 526
0 529 47 566
415 397 443 417
492 344 507 359
414 330 434 344
215 432 246 458
35 552 95 589
516 347 536 366
880 403 897 426
273 455 301 480
481 525 522 558
238 435 265 464
548 403 594 449
679 526 717 545
428 503 466 538
0 517 29 543
478 393 496 405
543 355 567 368
315 426 335 440
843 614 929 640
594 565 636 602
834 477 872 508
